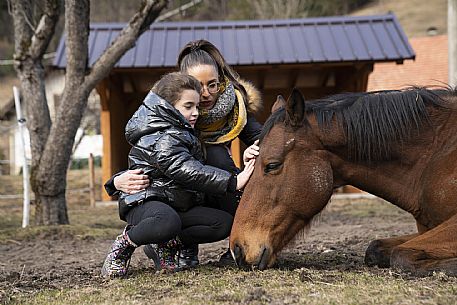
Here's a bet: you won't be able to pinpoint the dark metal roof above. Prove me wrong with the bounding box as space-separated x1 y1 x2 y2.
53 13 415 69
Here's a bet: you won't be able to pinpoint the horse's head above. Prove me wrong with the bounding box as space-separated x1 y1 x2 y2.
230 89 334 270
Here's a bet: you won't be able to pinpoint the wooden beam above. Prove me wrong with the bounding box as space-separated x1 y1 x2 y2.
97 75 133 201
230 138 241 168
96 79 110 110
97 80 113 201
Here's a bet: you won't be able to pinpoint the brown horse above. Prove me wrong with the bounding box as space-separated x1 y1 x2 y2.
230 87 457 275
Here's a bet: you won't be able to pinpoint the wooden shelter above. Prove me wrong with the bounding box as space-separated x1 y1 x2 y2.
54 14 415 200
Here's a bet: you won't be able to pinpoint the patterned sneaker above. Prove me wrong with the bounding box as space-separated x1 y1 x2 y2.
156 238 183 273
143 244 161 270
101 226 136 278
178 244 199 268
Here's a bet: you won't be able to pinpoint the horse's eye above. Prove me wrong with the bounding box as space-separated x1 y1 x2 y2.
264 162 282 174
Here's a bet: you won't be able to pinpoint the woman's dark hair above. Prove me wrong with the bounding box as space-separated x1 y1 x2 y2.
177 39 248 100
151 72 201 105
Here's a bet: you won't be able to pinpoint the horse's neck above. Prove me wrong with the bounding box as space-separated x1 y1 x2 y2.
311 95 457 215
308 94 457 215
314 119 422 214
327 153 423 218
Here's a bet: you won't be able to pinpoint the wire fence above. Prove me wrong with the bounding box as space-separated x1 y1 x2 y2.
0 123 17 132
0 187 92 200
0 154 98 205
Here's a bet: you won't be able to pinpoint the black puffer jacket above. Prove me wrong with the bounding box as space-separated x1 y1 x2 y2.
119 92 236 220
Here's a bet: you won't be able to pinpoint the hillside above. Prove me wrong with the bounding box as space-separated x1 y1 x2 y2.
352 0 447 38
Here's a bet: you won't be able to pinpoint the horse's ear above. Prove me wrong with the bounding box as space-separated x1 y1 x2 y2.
286 88 305 127
271 95 285 113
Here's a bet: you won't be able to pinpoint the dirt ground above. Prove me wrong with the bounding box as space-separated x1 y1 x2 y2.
0 194 421 304
1 170 456 304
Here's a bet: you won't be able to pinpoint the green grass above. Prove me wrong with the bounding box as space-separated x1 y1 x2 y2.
11 267 457 305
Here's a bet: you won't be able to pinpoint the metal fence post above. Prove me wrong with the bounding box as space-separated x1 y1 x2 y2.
13 86 30 228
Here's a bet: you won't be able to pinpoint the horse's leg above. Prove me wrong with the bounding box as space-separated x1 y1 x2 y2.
365 233 419 268
390 214 457 276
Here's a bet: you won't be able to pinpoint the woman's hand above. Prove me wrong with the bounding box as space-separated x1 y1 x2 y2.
113 169 150 194
236 159 256 190
243 140 260 164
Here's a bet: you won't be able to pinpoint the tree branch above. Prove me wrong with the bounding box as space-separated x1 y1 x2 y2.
30 0 60 60
83 0 168 91
10 0 34 62
65 0 89 85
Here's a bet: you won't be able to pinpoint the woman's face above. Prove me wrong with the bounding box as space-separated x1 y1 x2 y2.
174 89 200 128
186 64 220 110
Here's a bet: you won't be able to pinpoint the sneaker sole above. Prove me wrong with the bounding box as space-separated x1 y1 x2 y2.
143 244 162 271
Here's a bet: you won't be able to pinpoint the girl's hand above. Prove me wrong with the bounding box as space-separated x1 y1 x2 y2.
113 169 150 194
243 140 260 164
236 159 256 190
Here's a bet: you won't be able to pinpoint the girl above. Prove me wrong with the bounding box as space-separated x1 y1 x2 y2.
101 72 255 278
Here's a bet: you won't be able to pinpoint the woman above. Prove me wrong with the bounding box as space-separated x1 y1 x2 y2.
105 40 262 267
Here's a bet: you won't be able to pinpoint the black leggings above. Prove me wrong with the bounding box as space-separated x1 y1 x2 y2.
125 200 233 247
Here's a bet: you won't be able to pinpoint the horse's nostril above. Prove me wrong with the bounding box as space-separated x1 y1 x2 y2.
258 246 270 270
233 243 244 267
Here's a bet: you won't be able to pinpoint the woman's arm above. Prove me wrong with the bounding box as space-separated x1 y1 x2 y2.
104 169 149 195
236 159 255 189
113 169 149 194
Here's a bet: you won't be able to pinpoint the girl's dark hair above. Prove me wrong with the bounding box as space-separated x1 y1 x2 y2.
177 39 248 101
151 72 201 105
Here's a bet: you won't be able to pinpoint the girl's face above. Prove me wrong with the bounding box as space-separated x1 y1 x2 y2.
174 89 200 128
186 64 220 110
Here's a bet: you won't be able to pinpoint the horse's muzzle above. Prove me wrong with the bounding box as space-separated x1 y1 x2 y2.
257 246 270 270
232 243 271 270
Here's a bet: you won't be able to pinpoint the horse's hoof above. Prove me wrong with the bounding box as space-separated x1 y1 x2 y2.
365 240 391 268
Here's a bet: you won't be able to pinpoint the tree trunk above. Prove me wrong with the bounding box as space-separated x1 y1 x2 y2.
11 0 168 225
17 59 63 225
34 192 68 225
11 0 60 224
32 0 90 225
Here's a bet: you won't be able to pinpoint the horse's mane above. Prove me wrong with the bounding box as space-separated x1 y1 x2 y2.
260 87 456 162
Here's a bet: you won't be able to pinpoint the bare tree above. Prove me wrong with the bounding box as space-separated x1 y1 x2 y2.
251 0 370 19
10 0 168 225
252 0 310 19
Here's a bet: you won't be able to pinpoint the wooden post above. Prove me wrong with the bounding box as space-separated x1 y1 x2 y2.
89 153 95 207
97 81 112 201
231 137 242 168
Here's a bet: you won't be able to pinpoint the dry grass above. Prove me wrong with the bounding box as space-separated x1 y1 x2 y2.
1 175 457 304
11 262 457 305
0 168 104 224
352 0 447 38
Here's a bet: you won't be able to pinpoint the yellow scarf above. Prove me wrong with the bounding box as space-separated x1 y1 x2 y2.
197 89 247 144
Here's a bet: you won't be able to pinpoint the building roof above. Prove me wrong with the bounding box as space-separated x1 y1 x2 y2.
53 13 415 69
367 35 447 91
